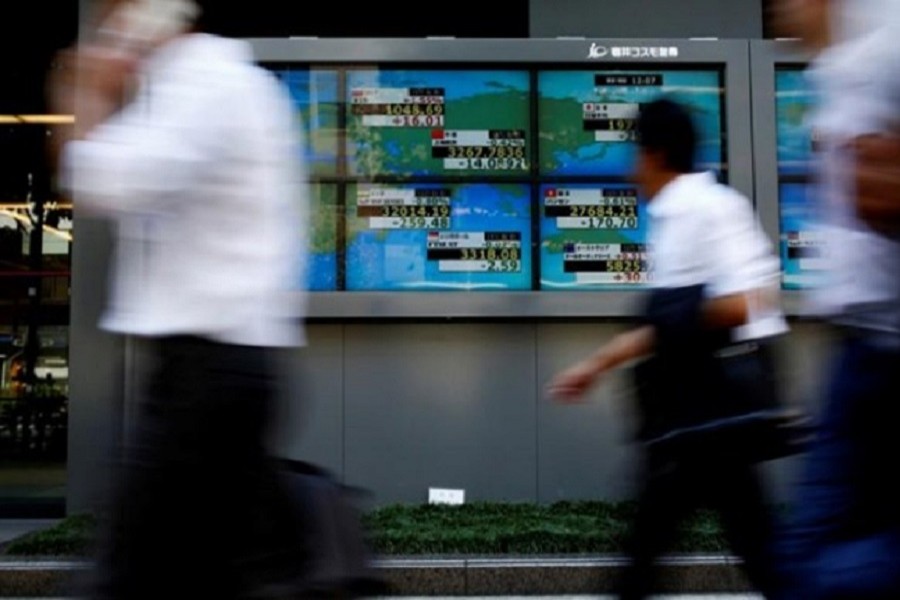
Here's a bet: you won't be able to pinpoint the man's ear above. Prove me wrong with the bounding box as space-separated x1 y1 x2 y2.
643 148 667 173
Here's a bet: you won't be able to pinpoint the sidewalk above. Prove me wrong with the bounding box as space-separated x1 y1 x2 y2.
0 555 754 597
0 520 757 597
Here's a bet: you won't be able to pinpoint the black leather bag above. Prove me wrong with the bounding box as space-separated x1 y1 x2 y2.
632 286 813 462
276 460 388 598
637 343 814 462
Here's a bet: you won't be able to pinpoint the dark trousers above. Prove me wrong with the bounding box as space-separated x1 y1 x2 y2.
616 450 779 600
92 336 302 600
776 334 900 600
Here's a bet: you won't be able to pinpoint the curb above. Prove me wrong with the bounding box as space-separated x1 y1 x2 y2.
0 561 90 598
0 555 754 597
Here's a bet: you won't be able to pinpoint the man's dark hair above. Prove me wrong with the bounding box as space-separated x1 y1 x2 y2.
636 98 698 174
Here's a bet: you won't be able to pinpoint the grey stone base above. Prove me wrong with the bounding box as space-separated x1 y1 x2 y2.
0 555 753 597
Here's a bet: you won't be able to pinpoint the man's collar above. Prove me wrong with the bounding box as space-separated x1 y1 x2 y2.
646 171 717 218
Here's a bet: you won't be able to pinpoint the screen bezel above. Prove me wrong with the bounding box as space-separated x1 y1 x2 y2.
750 40 815 317
251 38 753 319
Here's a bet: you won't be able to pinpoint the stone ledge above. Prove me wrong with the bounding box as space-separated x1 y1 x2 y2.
0 555 753 597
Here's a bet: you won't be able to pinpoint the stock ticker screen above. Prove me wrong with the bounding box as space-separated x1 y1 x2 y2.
780 182 825 290
306 184 339 291
273 69 341 290
539 184 649 289
272 64 734 293
774 66 822 290
775 67 815 177
536 69 724 289
537 69 725 177
345 183 532 291
342 69 533 290
275 69 340 176
346 70 532 177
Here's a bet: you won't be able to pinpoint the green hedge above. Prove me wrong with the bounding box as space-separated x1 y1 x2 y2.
362 501 729 555
3 502 730 557
4 513 97 556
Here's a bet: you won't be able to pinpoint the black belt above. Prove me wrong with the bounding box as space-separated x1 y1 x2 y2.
713 341 761 359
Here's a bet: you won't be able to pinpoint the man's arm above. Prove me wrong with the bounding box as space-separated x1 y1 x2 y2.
47 47 131 175
50 44 216 217
547 287 759 404
546 326 656 402
703 293 750 330
854 132 900 236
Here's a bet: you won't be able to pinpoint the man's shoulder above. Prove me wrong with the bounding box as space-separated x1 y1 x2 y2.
675 174 752 216
812 23 900 126
176 38 291 110
170 34 273 87
703 179 752 212
676 179 756 235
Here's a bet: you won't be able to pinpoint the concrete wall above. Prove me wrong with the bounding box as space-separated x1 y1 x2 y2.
265 321 830 507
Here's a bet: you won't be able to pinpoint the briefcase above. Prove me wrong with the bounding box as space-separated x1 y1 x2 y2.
635 340 814 462
276 459 389 598
633 285 813 463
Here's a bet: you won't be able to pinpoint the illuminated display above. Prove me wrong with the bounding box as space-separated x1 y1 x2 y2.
426 232 523 274
346 183 532 291
430 129 528 171
355 187 452 230
274 69 340 176
780 183 825 290
306 184 338 291
266 59 739 296
775 68 816 176
775 67 821 290
350 86 446 128
346 70 531 176
540 185 650 289
538 70 725 176
543 188 640 229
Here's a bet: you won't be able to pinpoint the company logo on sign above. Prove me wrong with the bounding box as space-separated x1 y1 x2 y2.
587 43 608 58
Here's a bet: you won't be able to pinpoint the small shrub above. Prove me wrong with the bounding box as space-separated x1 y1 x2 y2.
4 502 729 557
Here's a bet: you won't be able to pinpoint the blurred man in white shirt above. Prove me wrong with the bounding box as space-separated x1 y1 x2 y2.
51 1 309 597
548 98 787 599
770 1 900 598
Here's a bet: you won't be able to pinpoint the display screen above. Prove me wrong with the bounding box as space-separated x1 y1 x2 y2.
780 184 825 291
274 69 340 177
306 184 339 291
345 183 532 290
539 184 649 289
346 70 531 177
775 67 816 176
775 66 820 289
263 59 739 296
538 69 725 176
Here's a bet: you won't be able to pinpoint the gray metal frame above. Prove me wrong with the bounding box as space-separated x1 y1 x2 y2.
749 40 816 317
248 38 755 319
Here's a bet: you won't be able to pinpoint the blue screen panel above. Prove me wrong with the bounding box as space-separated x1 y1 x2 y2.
540 183 649 290
346 70 531 178
346 183 532 291
275 69 340 177
538 70 725 177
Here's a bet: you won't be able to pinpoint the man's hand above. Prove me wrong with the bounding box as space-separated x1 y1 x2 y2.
854 133 900 236
47 44 139 139
546 357 607 404
546 326 656 404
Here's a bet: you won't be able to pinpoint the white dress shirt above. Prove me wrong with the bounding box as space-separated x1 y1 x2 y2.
805 22 900 338
647 172 788 342
63 34 308 347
